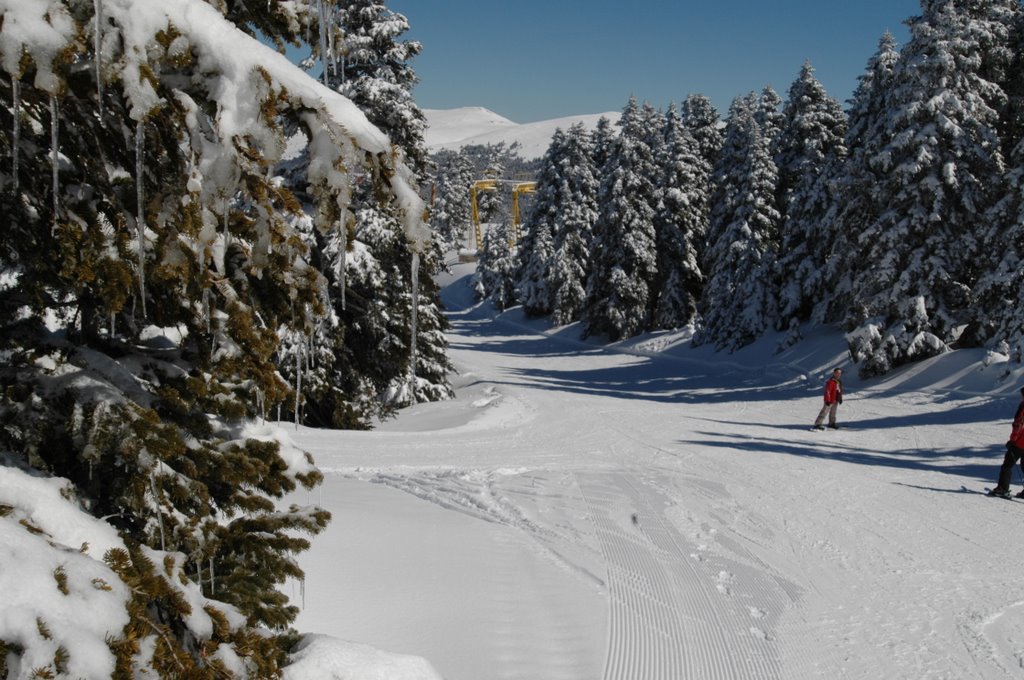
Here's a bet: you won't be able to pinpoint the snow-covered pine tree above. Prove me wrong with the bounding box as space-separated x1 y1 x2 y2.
652 103 710 329
999 4 1024 157
475 219 519 311
591 115 618 173
330 0 428 176
0 0 430 675
349 201 453 407
820 32 901 326
774 61 848 339
846 0 1013 376
697 93 781 351
458 142 523 182
754 86 785 149
548 122 600 326
294 0 452 413
641 100 667 158
430 149 476 249
681 93 724 176
583 96 660 341
516 128 566 317
973 2 1024 352
407 253 454 404
474 165 507 227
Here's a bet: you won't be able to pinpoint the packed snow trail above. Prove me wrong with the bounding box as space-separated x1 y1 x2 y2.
290 261 1024 679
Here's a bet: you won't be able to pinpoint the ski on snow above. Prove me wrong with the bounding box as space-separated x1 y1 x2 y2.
982 487 1024 501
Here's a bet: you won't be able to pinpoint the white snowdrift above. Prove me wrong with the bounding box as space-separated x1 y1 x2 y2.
283 635 443 680
0 466 129 678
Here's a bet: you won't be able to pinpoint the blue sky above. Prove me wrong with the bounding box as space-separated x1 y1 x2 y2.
382 1 923 123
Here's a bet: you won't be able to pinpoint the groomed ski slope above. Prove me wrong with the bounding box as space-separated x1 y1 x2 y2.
286 258 1024 680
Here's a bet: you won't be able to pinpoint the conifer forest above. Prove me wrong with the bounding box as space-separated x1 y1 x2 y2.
462 1 1024 378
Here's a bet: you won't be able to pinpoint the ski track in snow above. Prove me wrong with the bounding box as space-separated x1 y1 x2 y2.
290 264 1024 680
578 471 780 679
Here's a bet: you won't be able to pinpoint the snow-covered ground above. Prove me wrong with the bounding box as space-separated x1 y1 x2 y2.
282 258 1024 680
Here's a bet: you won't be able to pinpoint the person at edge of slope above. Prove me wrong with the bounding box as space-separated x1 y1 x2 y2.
812 367 843 431
987 386 1024 499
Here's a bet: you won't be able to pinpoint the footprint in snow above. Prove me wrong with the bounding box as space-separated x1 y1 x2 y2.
749 626 770 640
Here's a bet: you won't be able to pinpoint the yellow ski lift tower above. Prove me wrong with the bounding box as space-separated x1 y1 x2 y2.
469 180 537 251
469 179 498 251
511 182 536 244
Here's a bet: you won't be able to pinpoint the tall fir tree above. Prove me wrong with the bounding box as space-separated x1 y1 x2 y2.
518 123 600 324
754 86 785 149
340 199 453 408
583 96 660 341
846 0 1014 376
774 61 848 339
517 129 566 317
591 115 618 172
548 122 601 326
293 0 452 414
652 103 710 329
974 1 1024 351
0 0 431 674
821 32 901 326
430 149 476 249
698 93 781 351
474 219 519 311
681 93 724 174
330 0 428 176
999 4 1024 157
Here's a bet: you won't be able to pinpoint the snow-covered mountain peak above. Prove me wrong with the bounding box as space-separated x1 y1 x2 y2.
424 106 619 160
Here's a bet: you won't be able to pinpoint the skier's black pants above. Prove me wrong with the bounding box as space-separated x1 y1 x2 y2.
996 443 1024 490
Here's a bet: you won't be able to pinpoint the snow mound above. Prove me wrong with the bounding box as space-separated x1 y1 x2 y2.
0 466 130 678
283 634 443 680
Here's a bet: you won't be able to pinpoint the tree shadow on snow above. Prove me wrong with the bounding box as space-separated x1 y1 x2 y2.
683 432 997 484
493 363 798 404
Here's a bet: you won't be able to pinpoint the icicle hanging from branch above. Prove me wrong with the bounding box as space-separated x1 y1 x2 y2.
11 79 19 194
150 472 166 552
338 220 347 310
294 337 302 429
135 119 148 318
328 4 337 80
223 198 231 246
409 251 420 401
50 95 59 234
202 287 210 333
317 0 329 87
93 0 103 117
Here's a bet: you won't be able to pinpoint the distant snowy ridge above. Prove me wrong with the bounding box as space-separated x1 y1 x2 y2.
424 107 620 159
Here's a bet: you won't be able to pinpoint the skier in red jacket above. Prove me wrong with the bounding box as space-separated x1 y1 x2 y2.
813 368 843 430
988 387 1024 498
